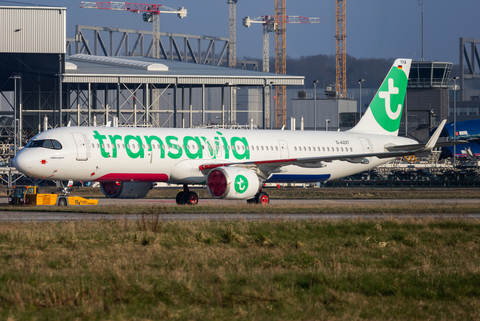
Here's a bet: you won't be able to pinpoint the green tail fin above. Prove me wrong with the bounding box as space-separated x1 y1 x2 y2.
349 59 412 136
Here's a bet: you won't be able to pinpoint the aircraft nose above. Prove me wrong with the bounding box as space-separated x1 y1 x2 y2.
13 150 33 173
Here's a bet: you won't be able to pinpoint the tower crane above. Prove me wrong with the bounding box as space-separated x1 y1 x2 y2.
243 15 320 73
243 15 319 128
79 2 187 59
335 0 346 98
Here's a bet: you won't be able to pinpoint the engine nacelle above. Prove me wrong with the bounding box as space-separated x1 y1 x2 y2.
100 181 154 199
206 167 260 200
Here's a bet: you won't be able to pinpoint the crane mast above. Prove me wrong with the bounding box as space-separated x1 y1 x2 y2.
274 0 287 128
227 0 237 68
335 0 346 98
226 0 238 125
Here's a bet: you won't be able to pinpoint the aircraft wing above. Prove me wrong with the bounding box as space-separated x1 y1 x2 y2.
199 119 449 175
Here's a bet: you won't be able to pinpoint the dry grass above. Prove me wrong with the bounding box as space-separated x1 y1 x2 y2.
1 202 480 215
0 218 479 319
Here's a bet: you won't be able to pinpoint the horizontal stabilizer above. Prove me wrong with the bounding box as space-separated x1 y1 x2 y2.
385 140 468 152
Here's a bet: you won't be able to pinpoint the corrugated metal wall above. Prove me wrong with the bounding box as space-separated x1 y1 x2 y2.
0 6 66 53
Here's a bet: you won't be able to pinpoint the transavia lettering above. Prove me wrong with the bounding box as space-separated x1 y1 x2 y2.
92 130 250 161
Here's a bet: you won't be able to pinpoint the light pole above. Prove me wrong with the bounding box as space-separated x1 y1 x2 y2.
269 81 274 129
313 80 319 130
10 73 20 156
358 79 365 122
452 77 459 167
325 119 330 131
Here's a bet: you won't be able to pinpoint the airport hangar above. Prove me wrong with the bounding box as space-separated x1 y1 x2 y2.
0 5 303 158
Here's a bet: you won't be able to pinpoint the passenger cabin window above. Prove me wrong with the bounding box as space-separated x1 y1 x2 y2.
26 139 63 150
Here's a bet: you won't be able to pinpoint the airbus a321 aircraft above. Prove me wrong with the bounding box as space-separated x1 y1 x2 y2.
13 59 451 205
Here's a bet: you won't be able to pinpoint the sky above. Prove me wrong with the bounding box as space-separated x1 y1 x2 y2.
1 0 480 64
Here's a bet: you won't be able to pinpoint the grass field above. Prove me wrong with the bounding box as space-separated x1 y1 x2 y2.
0 218 479 320
0 202 480 215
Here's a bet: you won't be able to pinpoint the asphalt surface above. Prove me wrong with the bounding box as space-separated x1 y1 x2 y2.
0 197 480 222
0 212 479 222
95 198 480 206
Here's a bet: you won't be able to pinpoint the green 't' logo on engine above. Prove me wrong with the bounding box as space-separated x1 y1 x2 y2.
234 175 248 194
370 67 408 132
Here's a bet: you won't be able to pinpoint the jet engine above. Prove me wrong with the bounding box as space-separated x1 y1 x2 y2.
206 167 260 200
100 181 154 199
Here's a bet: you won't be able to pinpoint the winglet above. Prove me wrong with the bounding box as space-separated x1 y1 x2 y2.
423 119 447 151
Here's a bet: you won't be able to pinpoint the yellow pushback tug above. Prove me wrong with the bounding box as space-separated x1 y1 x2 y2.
8 186 98 206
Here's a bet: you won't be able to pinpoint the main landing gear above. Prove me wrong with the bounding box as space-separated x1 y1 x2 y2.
247 191 270 205
175 184 199 205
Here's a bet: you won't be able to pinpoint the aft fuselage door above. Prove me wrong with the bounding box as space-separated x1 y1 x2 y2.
358 137 372 154
72 132 88 161
278 140 289 159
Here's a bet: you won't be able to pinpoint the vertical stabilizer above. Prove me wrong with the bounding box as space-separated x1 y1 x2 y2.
349 59 412 136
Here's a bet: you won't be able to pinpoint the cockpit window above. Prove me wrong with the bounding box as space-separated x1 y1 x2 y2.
26 139 62 150
43 140 53 149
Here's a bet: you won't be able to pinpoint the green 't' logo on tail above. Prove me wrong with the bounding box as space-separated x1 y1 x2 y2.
370 67 408 132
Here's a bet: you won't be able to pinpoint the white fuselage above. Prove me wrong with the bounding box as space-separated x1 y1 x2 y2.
14 126 416 184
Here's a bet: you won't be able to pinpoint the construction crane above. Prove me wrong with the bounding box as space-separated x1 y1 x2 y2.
79 2 187 59
243 15 319 129
243 15 320 73
335 0 346 98
274 0 287 128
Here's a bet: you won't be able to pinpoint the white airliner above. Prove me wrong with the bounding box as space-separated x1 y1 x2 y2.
13 59 453 205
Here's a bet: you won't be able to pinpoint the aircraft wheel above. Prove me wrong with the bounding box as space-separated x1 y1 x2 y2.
176 191 186 205
58 198 67 206
187 192 198 205
257 192 269 205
